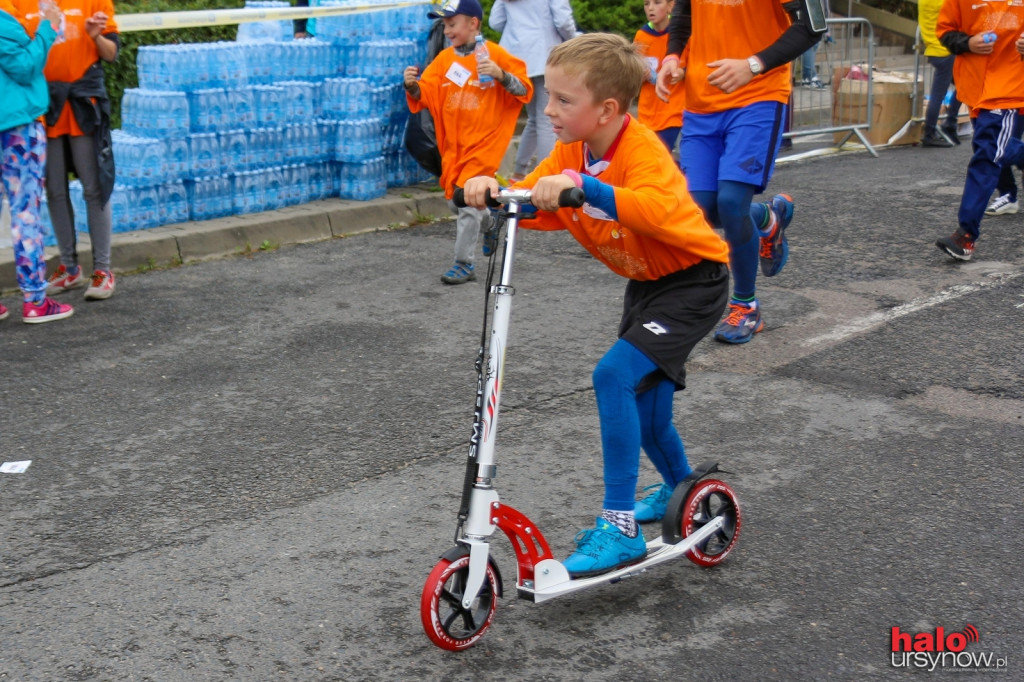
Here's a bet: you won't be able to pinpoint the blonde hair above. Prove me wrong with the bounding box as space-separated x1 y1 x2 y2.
547 33 647 112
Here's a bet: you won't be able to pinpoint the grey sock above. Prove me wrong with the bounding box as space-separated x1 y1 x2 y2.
601 509 638 538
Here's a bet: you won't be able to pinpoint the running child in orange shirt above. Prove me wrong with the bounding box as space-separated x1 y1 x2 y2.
463 33 730 577
403 0 531 284
656 0 825 344
934 0 1024 261
634 0 686 153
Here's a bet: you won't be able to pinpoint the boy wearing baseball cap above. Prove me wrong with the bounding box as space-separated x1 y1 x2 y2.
404 0 532 284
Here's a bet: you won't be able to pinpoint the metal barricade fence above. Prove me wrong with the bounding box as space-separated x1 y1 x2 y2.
787 17 879 156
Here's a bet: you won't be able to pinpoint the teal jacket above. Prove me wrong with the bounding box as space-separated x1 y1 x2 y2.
0 10 56 132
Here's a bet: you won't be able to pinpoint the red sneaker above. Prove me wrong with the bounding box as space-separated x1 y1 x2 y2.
22 297 74 324
84 270 116 300
47 264 85 293
0 303 9 321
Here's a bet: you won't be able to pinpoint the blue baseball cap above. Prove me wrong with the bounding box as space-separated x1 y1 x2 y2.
428 0 483 21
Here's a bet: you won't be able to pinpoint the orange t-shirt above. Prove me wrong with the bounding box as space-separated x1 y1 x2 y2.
42 0 118 137
937 0 1024 112
407 41 532 198
681 0 792 114
634 24 686 132
519 118 729 281
5 0 40 33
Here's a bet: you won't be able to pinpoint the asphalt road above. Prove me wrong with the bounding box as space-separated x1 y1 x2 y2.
1 139 1021 681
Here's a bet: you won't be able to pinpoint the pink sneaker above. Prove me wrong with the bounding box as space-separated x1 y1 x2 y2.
0 303 9 321
84 270 115 300
47 264 86 293
22 297 74 324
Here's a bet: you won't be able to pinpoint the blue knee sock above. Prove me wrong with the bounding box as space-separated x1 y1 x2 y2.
694 182 759 301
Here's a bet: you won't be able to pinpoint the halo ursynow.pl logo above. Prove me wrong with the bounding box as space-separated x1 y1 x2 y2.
890 623 1008 672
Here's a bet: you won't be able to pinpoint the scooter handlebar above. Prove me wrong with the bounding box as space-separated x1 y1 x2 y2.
452 186 585 210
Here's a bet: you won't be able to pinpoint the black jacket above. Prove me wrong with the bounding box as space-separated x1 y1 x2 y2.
46 60 115 205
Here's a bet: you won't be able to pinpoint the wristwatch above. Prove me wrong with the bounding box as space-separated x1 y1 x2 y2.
747 56 763 75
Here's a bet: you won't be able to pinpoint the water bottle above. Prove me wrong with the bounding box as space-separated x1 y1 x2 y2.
263 167 282 210
135 186 159 228
188 133 218 178
138 137 165 186
109 185 130 232
170 181 189 224
474 35 493 89
186 179 206 221
983 31 996 44
293 164 311 204
282 124 301 164
155 183 171 226
221 129 249 173
227 88 256 129
367 156 386 199
169 92 189 137
233 170 265 215
166 137 190 181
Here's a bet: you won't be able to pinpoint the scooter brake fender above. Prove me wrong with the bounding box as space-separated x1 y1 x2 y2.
660 460 721 545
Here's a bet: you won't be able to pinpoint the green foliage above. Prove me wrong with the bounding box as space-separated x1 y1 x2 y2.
873 0 917 20
569 0 646 35
104 0 243 128
480 0 645 40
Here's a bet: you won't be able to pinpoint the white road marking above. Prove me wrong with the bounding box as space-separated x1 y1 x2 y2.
803 272 1024 346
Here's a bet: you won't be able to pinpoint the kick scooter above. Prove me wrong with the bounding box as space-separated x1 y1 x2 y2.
420 187 742 651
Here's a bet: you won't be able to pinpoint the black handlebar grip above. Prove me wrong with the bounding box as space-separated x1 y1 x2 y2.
559 187 586 208
452 187 501 209
452 186 584 209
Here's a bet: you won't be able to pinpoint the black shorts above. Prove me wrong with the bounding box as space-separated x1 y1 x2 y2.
618 260 729 391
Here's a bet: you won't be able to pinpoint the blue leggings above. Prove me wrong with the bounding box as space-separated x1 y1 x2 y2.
1 122 48 302
692 180 765 301
593 338 692 511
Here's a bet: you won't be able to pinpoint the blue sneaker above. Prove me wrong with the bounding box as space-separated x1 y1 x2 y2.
482 227 499 257
441 261 476 285
634 483 672 523
759 193 793 277
563 517 647 578
713 300 763 344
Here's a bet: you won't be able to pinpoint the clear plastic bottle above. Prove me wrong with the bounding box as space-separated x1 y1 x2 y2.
474 35 493 89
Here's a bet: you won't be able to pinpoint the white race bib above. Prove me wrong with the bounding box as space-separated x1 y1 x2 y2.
445 62 472 88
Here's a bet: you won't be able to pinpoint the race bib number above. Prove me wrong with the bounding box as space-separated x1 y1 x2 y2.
446 62 472 88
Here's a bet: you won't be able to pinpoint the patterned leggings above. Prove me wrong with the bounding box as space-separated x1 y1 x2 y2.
1 122 48 303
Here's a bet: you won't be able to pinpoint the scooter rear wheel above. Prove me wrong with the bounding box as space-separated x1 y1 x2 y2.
420 554 499 651
681 479 741 566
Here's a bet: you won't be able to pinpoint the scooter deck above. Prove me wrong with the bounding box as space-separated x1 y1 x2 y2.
515 514 726 603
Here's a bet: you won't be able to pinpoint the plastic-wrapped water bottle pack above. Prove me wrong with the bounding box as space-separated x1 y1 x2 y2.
114 2 435 230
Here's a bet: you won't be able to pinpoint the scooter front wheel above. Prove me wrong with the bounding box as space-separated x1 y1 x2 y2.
681 479 741 567
420 554 499 651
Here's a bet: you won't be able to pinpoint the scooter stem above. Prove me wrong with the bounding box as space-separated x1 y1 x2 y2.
472 202 522 471
459 202 525 606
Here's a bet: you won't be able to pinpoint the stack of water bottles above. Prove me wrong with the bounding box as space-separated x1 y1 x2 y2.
107 0 434 232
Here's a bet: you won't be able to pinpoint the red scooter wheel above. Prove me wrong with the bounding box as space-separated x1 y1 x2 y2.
681 479 741 566
420 554 499 651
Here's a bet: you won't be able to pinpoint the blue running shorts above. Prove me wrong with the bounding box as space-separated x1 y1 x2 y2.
680 100 787 193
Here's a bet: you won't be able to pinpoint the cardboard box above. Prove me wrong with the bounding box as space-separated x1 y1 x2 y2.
831 66 923 147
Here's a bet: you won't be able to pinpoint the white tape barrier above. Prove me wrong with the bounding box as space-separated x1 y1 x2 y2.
117 1 429 32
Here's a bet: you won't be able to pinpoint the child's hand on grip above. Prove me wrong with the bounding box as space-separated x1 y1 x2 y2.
462 177 501 209
531 174 577 212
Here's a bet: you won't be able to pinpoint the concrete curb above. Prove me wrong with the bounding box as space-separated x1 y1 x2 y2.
1 184 450 295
